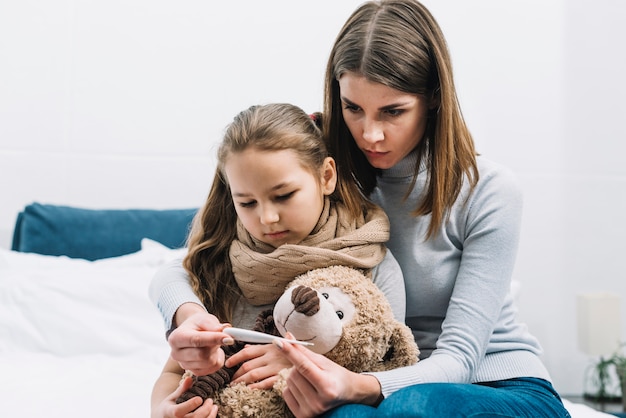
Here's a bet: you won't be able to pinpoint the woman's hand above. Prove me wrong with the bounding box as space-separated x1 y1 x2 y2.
226 343 293 389
168 307 234 376
275 338 382 418
152 376 218 418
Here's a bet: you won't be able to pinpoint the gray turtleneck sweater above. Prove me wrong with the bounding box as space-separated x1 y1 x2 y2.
366 151 551 396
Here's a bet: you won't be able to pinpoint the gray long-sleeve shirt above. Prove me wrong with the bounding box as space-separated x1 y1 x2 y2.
366 151 550 396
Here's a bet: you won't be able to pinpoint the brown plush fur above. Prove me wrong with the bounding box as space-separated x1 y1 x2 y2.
179 266 419 417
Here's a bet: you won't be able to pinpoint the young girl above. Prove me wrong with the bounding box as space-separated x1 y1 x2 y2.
149 103 405 418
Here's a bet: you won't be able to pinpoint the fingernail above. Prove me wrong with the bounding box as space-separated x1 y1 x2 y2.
273 338 284 350
222 337 234 345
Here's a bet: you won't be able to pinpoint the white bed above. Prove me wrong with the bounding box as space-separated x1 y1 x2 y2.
0 239 176 417
0 205 619 417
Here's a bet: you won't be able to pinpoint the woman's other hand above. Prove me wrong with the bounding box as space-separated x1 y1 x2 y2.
276 336 382 418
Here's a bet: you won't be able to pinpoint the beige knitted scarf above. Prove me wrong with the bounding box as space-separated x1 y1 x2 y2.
229 198 389 306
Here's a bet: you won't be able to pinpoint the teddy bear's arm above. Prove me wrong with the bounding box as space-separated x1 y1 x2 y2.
175 341 243 404
175 309 280 405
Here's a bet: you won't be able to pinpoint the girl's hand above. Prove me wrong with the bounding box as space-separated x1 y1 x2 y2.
226 343 293 389
275 337 382 418
152 376 218 418
168 311 234 376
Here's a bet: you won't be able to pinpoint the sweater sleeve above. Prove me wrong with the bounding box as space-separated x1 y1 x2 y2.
368 160 527 396
148 258 206 332
371 250 406 323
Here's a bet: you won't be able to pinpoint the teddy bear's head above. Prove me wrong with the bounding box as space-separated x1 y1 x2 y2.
273 265 419 373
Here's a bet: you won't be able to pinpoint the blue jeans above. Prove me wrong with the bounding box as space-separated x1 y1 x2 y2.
321 378 571 418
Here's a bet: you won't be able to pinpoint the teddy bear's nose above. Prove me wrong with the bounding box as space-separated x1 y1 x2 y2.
290 285 320 316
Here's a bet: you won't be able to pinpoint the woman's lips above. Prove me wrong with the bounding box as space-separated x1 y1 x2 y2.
364 150 388 160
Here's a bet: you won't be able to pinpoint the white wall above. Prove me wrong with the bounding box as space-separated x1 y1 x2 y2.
1 0 625 396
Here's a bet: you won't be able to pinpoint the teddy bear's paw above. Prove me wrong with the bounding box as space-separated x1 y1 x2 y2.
175 368 234 404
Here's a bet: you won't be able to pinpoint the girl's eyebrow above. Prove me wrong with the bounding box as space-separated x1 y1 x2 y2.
232 182 291 198
340 96 411 111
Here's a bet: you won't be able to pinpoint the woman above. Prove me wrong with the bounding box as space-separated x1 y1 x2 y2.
275 1 569 417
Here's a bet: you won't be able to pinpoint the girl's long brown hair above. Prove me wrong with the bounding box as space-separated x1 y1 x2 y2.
324 0 478 238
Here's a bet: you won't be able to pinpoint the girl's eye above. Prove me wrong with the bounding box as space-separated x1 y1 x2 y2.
275 191 295 201
239 201 256 208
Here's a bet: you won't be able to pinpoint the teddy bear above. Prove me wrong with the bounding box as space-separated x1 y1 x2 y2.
176 265 420 417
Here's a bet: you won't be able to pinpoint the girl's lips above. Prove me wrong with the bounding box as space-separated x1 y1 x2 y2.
265 230 288 240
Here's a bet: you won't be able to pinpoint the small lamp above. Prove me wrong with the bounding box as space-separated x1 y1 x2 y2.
577 292 622 401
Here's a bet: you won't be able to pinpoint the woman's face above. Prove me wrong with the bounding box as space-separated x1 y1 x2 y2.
338 72 430 169
224 148 336 248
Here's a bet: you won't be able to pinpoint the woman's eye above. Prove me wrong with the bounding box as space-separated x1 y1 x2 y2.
336 311 344 319
343 103 360 113
385 109 403 117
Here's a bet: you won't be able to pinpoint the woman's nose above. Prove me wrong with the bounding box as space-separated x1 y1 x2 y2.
362 118 384 143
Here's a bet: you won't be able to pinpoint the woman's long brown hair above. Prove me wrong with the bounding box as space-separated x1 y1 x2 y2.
324 0 479 238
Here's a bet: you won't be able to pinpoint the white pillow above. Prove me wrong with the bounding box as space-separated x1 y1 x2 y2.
0 240 184 356
0 238 186 269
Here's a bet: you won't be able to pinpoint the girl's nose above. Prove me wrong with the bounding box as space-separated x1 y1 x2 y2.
259 205 279 225
362 118 384 143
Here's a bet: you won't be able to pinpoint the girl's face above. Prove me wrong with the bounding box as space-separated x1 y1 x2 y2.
338 72 430 169
224 148 336 248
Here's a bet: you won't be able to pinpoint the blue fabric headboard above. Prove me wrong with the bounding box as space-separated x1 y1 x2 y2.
11 203 197 260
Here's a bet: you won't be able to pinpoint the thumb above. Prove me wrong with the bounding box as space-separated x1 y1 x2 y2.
171 375 204 413
173 375 196 398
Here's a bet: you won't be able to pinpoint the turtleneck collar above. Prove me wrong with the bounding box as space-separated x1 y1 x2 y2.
379 149 426 179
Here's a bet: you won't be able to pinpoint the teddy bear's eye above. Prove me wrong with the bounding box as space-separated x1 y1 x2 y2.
322 293 329 299
336 311 344 319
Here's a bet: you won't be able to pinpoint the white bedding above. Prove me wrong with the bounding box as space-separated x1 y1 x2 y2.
0 240 176 417
0 241 617 417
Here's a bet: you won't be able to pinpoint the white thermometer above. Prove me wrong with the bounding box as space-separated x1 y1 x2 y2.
223 327 314 347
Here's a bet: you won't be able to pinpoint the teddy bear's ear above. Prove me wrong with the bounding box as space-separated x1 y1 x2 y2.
254 308 281 336
378 324 420 371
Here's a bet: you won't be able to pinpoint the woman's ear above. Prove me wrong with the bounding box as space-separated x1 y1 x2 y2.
321 157 337 195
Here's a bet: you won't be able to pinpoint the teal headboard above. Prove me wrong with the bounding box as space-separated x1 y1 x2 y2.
11 203 197 260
